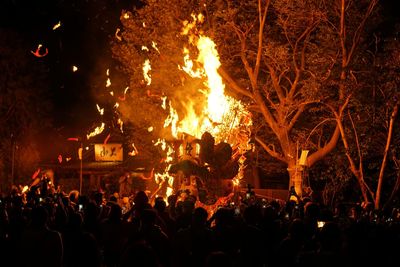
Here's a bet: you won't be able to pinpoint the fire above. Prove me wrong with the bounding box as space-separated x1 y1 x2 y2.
96 104 104 115
154 138 175 197
72 65 78 72
152 41 160 53
143 59 152 85
106 78 111 87
52 21 61 30
87 122 105 139
117 118 123 133
22 185 29 193
128 143 139 156
174 33 250 143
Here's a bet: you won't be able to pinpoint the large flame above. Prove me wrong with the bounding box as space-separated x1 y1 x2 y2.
175 34 249 144
138 13 252 199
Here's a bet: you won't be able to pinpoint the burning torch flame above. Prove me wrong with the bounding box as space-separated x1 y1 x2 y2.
119 86 129 101
143 59 152 85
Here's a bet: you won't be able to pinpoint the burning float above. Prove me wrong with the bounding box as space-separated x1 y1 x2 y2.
82 13 253 207
145 14 253 205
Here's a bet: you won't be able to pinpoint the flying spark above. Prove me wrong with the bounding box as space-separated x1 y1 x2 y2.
52 21 62 30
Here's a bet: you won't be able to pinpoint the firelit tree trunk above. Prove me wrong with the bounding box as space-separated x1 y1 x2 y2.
375 103 399 209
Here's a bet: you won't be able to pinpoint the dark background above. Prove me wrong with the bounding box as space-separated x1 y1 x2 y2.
0 0 398 162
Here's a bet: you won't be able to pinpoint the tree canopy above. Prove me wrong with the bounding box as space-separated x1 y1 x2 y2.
113 0 381 195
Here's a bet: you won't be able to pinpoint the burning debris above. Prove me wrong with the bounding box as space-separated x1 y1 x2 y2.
139 13 253 203
31 44 48 57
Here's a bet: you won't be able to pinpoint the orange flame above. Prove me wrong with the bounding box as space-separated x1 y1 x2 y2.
87 122 105 139
143 59 152 85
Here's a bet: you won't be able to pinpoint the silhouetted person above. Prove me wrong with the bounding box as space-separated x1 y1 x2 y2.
62 212 101 267
205 251 233 267
173 207 215 267
18 206 63 267
276 219 305 267
100 203 127 267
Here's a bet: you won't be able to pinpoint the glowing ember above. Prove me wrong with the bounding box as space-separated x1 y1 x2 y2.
128 143 139 156
115 28 122 41
123 13 130 19
72 65 78 72
117 118 123 133
114 102 119 109
142 46 149 51
148 126 154 132
106 78 111 87
152 41 160 53
119 86 130 101
52 21 61 30
87 122 105 139
22 185 29 193
96 104 104 115
110 91 114 96
143 59 152 85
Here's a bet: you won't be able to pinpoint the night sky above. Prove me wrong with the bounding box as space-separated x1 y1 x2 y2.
0 0 137 136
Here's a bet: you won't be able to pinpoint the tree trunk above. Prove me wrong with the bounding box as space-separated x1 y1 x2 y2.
288 163 303 198
375 103 399 209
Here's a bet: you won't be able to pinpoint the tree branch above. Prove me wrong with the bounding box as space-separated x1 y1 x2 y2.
255 136 286 162
347 0 378 65
218 67 254 100
288 105 305 131
254 0 270 82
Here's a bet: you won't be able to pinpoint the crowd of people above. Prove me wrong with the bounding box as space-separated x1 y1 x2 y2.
0 187 399 267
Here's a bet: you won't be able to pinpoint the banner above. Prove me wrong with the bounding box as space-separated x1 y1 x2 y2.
94 143 123 161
